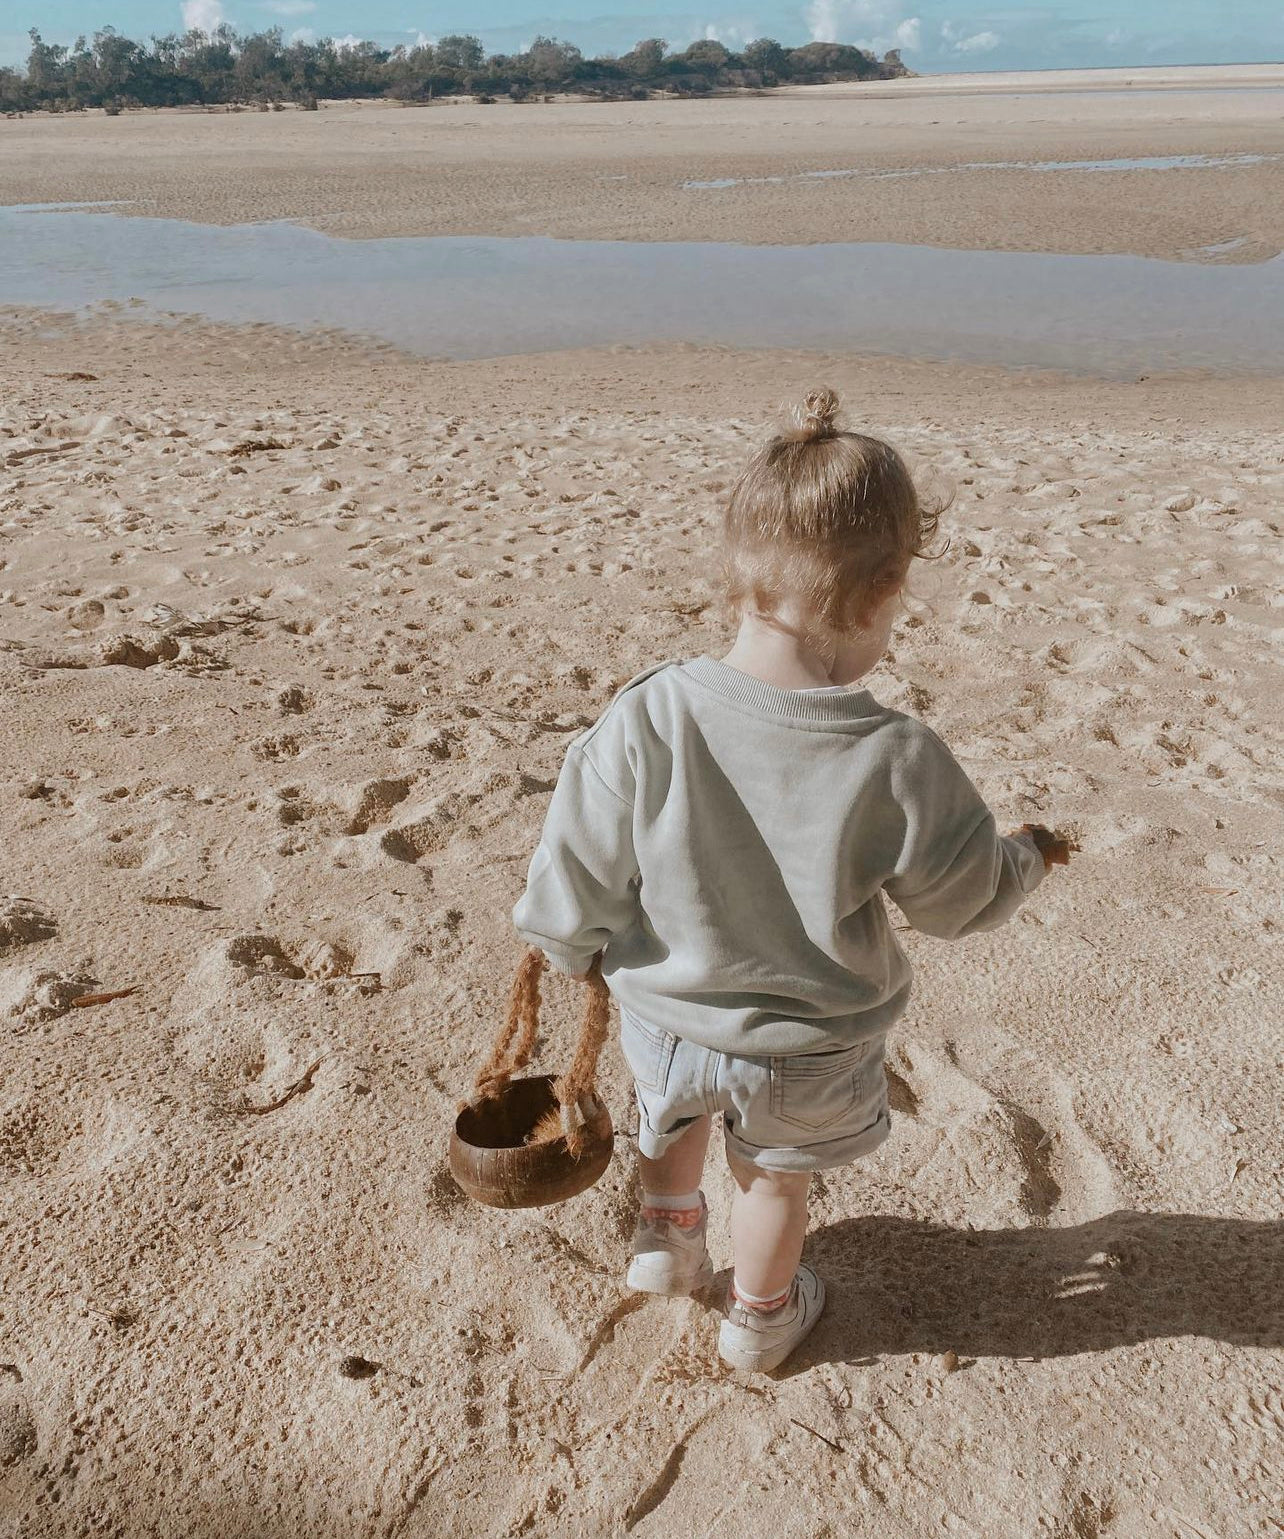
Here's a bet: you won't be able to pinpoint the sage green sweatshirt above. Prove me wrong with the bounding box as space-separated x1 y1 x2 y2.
512 655 1046 1055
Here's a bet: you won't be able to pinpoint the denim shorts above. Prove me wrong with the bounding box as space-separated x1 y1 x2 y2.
619 1007 891 1173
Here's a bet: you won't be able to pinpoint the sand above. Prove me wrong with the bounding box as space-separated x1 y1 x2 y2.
2 66 1283 258
2 71 1283 1539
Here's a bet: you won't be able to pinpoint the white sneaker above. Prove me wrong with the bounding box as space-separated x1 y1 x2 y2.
625 1195 714 1297
718 1264 826 1372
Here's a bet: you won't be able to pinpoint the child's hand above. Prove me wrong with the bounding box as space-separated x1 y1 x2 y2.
1014 823 1079 871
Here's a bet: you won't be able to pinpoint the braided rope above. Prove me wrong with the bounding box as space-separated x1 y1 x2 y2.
553 958 611 1155
466 948 612 1157
469 945 546 1106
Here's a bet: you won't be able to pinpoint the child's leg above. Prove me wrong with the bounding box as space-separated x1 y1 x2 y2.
637 1113 712 1199
726 1145 811 1302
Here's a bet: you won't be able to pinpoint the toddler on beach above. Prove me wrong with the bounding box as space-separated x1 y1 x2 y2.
511 388 1068 1372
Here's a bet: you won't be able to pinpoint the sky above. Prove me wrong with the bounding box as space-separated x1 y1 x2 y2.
5 0 1283 72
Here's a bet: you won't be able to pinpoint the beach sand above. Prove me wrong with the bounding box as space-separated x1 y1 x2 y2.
2 66 1284 258
2 72 1283 1539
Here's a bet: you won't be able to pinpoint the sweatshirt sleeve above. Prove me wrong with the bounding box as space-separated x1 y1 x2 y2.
511 738 640 976
882 724 1046 940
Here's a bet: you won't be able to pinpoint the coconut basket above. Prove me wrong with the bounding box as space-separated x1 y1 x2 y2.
449 947 614 1209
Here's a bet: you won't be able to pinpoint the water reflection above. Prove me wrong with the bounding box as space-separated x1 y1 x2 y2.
684 152 1280 190
2 205 1280 376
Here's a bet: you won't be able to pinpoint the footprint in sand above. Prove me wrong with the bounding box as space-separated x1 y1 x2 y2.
66 598 106 630
169 944 318 1097
340 775 414 836
948 1038 1119 1222
0 1368 37 1472
251 733 302 762
273 785 325 829
184 930 385 1004
0 1093 75 1178
275 683 311 715
223 933 307 979
0 899 57 954
377 787 487 864
880 1034 1118 1225
19 631 181 671
0 967 99 1032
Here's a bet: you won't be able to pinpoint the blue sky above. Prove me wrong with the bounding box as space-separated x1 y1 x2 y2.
5 0 1283 71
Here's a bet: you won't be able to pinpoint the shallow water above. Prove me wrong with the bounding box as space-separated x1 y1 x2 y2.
683 152 1281 190
2 205 1281 376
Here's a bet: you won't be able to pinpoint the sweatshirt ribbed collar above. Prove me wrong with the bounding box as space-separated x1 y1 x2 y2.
679 655 882 723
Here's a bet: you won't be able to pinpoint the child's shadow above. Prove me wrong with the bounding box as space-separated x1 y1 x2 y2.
780 1210 1283 1369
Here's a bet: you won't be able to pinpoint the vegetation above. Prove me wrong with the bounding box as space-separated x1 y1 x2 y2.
0 27 909 113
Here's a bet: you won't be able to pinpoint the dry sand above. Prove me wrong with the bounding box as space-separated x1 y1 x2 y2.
1 67 1283 257
2 70 1283 1539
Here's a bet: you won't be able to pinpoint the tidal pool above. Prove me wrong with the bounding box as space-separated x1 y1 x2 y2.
683 152 1282 190
2 205 1281 376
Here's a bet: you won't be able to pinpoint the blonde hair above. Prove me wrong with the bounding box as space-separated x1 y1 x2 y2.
721 387 944 644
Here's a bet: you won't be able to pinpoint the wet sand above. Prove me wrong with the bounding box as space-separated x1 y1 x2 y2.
2 67 1283 1539
1 67 1282 256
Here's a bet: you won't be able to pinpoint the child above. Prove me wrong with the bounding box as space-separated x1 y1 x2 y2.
511 387 1067 1372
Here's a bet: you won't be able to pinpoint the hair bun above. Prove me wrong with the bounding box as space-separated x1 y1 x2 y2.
795 386 840 442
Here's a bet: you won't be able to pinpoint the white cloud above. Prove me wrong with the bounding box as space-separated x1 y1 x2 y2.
940 20 1001 53
806 0 836 38
806 2 922 53
264 1 316 15
701 22 749 47
894 17 920 50
181 0 225 32
331 33 365 52
955 29 999 52
289 27 314 43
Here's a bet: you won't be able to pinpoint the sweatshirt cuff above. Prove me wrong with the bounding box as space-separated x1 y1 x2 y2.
520 938 594 977
1008 829 1048 891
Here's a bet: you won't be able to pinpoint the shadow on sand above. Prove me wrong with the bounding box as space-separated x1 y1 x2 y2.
776 1210 1284 1367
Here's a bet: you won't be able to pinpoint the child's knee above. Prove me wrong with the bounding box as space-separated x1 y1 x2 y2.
726 1147 811 1197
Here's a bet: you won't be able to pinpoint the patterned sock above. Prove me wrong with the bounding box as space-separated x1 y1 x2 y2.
732 1276 794 1314
641 1189 704 1229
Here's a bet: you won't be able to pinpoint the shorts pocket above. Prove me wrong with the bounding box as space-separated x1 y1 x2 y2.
768 1042 870 1132
620 1011 677 1095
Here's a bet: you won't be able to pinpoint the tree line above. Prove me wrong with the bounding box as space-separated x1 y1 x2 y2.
0 27 909 114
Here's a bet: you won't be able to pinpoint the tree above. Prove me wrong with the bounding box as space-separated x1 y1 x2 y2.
0 65 29 111
26 30 71 103
676 40 730 71
91 27 146 102
743 38 788 79
182 25 237 102
787 41 882 81
620 38 667 78
523 36 582 89
435 34 484 79
233 28 288 101
6 20 895 114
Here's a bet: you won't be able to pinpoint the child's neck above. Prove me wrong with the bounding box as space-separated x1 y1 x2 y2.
719 612 842 690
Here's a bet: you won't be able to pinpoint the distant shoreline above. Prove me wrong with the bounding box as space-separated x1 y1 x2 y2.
2 71 1280 261
5 63 1284 120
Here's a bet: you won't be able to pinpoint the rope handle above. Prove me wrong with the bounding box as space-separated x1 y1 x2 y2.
468 946 612 1153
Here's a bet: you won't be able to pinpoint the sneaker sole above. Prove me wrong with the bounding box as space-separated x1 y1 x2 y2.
626 1255 714 1297
716 1331 802 1373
